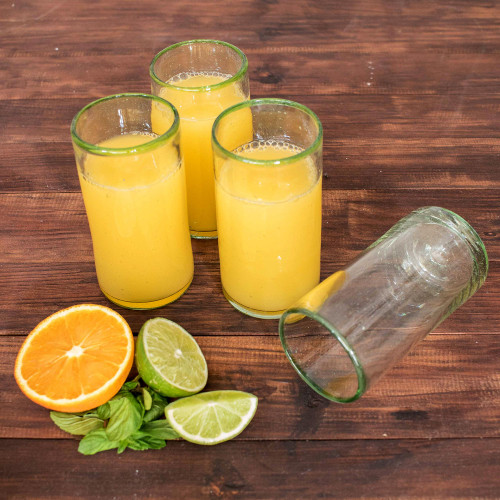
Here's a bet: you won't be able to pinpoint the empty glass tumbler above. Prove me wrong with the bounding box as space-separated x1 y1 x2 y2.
150 40 250 238
279 207 488 402
71 93 193 310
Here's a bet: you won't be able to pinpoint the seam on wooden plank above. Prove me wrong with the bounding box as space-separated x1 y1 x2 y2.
2 331 497 337
1 435 499 442
1 185 499 196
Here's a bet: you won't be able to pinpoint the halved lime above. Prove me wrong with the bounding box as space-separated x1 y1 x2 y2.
135 318 208 398
165 390 258 445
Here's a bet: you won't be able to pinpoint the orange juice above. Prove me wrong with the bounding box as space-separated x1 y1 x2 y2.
78 133 193 309
215 142 322 316
158 73 248 237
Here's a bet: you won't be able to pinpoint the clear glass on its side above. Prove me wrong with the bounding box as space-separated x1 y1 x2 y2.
279 207 488 402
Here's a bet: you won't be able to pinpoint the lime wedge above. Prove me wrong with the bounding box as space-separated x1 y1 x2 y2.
135 318 208 398
165 390 258 445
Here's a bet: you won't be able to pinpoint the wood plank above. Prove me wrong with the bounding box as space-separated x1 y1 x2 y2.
2 192 497 264
1 191 498 264
2 334 499 440
1 94 499 193
0 190 497 334
0 261 496 336
1 437 499 498
3 95 500 145
2 52 500 101
1 0 499 57
2 136 499 192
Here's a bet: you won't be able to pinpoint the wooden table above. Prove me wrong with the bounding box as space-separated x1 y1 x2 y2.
1 0 499 498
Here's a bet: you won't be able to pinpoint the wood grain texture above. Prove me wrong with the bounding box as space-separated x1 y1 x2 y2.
2 94 500 191
0 191 497 335
2 335 499 440
1 0 499 497
0 260 497 337
2 52 500 101
1 192 498 264
1 438 499 499
3 139 499 193
1 0 499 54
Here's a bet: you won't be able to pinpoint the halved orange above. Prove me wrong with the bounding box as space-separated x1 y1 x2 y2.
14 304 134 413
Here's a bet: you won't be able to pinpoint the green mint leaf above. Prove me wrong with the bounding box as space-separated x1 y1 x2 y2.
84 410 102 419
96 377 143 420
140 420 179 440
109 390 145 419
50 411 104 436
126 431 166 451
142 388 153 411
96 402 111 420
117 441 128 454
143 391 169 423
120 380 140 393
105 392 143 442
78 429 120 455
68 411 94 417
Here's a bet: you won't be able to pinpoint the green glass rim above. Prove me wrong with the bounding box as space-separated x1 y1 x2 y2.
212 98 323 166
70 93 180 156
150 39 248 92
278 307 366 403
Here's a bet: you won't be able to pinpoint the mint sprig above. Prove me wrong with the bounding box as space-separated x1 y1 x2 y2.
105 391 143 442
50 377 179 455
49 411 104 435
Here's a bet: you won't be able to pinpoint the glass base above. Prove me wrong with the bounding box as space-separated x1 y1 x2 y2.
102 277 192 310
190 228 217 239
222 287 284 319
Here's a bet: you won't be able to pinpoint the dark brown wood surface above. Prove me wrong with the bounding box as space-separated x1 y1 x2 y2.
1 0 499 498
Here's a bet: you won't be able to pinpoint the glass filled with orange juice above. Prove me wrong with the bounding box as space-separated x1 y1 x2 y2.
71 93 193 309
150 40 250 238
212 98 323 318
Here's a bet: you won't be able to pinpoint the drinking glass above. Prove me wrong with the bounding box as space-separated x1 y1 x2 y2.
150 40 250 239
71 93 193 309
279 207 488 402
212 98 323 319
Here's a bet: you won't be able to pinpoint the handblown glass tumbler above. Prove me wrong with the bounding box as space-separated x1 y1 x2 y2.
279 207 488 402
71 93 193 309
150 40 250 238
212 98 323 319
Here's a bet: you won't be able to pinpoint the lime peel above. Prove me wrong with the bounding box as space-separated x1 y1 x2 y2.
165 390 258 445
136 318 208 398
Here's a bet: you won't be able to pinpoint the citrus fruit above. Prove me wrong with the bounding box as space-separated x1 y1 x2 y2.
135 317 208 398
165 390 258 445
14 304 134 413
